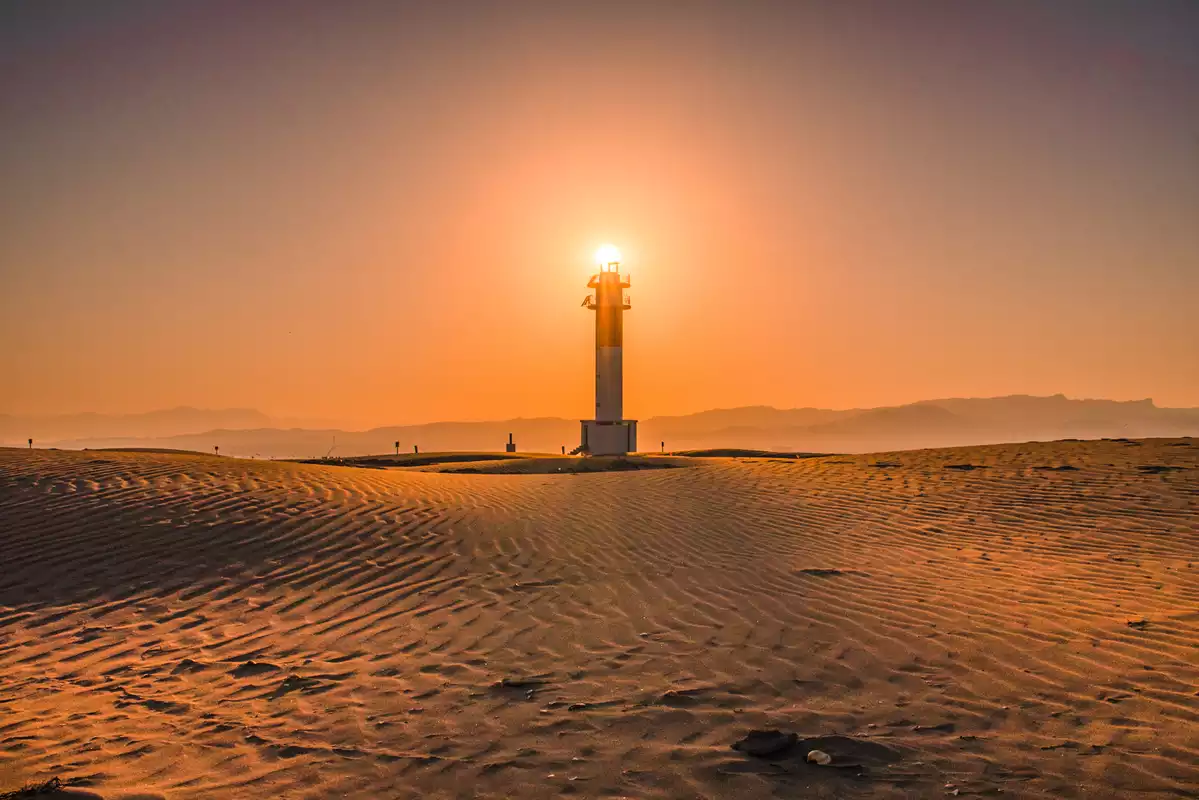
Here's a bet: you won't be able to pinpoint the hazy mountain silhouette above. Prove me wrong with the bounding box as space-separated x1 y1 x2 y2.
645 406 849 436
16 395 1197 458
0 407 273 444
40 418 580 459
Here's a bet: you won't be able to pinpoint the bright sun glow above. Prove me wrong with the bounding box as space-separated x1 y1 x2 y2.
594 244 622 266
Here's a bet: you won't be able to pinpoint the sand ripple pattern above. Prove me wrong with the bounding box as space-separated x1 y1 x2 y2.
0 440 1196 798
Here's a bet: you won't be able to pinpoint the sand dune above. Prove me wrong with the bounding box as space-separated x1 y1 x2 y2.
0 439 1196 798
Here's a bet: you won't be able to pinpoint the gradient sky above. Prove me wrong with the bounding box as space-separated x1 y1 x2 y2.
2 0 1197 427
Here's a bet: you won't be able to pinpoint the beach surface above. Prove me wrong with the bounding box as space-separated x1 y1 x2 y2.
0 440 1196 799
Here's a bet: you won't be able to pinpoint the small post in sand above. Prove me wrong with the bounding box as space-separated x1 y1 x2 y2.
28 438 33 449
414 445 419 455
214 445 219 456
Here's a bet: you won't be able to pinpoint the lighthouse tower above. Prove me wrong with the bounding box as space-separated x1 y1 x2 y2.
579 246 637 455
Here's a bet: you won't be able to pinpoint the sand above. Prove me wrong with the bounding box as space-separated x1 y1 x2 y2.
0 439 1195 799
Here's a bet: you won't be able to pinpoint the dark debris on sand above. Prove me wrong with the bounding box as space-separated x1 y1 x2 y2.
732 730 901 770
795 568 862 577
230 660 281 678
491 676 551 690
0 777 90 799
733 730 798 757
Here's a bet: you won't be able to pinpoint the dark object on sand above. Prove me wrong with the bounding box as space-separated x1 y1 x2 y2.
230 660 281 678
732 731 902 769
945 464 986 471
0 777 81 798
492 676 549 690
796 735 902 768
732 729 798 757
1138 465 1184 474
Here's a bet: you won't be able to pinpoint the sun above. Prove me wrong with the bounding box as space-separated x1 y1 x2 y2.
594 244 622 266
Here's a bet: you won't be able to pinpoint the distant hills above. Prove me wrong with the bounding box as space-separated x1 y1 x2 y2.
5 395 1197 458
0 407 272 444
645 396 1199 454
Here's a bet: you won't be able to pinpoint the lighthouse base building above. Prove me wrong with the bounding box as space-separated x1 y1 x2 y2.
578 252 636 456
579 419 637 456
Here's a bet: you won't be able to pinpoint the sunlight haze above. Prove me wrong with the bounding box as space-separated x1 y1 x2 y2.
3 1 1197 428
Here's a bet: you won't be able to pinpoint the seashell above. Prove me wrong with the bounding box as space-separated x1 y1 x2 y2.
806 749 832 765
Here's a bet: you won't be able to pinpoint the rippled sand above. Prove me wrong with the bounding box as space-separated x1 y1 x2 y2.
0 440 1196 799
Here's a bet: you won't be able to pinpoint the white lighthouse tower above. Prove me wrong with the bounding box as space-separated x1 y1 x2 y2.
578 245 637 455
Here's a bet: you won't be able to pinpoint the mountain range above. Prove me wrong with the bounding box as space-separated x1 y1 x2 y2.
1 407 273 444
4 395 1197 458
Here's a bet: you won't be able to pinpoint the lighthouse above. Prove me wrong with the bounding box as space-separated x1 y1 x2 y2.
578 245 637 455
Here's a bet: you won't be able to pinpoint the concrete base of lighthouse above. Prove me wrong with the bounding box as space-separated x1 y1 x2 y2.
579 420 637 456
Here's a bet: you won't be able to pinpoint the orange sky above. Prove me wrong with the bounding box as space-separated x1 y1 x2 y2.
2 2 1197 428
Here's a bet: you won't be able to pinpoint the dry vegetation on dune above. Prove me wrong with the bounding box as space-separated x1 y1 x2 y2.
0 440 1196 798
297 452 528 468
295 452 688 474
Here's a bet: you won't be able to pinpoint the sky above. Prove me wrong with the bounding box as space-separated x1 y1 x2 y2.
2 0 1197 428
